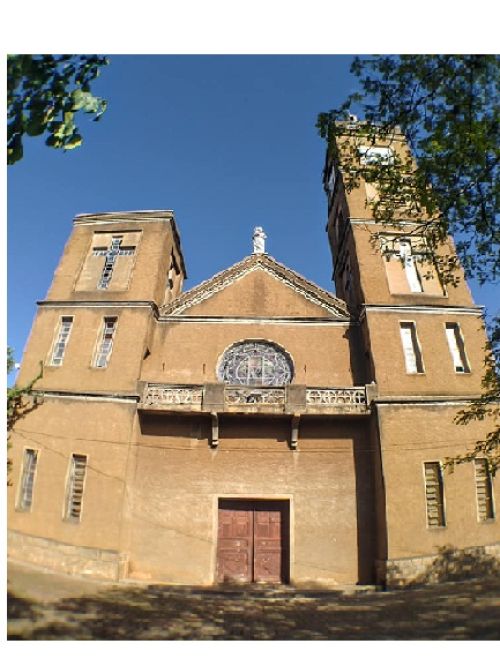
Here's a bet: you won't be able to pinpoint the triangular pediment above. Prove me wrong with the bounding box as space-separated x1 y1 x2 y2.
160 254 350 319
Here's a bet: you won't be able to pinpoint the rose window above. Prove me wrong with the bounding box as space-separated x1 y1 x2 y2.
218 341 293 386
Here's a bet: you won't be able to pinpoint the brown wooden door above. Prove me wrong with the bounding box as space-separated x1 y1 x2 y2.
216 502 253 583
216 500 289 584
253 507 283 583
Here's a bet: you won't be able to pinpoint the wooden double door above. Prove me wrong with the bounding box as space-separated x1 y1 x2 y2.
216 500 289 584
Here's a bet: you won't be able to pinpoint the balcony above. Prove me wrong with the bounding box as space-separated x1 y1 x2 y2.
139 383 371 416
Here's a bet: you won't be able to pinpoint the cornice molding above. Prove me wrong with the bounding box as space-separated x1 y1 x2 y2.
158 315 353 326
32 389 140 404
37 300 158 314
360 304 483 318
375 396 486 406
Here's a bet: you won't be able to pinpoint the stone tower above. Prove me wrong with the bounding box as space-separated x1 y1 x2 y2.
323 120 498 583
16 210 186 394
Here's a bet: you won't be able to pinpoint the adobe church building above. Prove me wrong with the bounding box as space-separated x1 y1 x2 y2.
8 125 499 587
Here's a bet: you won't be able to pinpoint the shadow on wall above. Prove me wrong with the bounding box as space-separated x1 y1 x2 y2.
387 545 500 588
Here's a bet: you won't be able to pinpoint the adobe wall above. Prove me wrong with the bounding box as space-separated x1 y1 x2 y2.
180 270 335 318
7 398 135 569
123 414 373 585
365 311 488 396
16 306 153 393
142 321 357 387
350 226 474 307
45 218 181 306
375 403 500 584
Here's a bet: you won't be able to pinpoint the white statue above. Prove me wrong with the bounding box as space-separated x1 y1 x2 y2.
252 226 267 254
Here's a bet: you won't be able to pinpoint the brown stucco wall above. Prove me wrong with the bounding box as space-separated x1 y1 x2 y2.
46 217 181 306
16 306 153 394
181 270 335 318
365 311 488 396
141 320 356 387
122 413 370 585
349 226 474 307
377 403 500 562
8 398 135 553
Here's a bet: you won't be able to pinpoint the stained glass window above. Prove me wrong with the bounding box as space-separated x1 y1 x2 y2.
218 341 293 386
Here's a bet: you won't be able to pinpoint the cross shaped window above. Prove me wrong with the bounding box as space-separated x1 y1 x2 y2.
95 236 136 290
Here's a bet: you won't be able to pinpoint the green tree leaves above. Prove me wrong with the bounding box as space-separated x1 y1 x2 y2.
317 55 499 287
317 55 499 472
7 54 109 165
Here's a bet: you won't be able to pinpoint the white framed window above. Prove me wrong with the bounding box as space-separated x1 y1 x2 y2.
399 240 423 293
358 145 395 165
474 459 495 521
399 322 424 373
445 323 470 373
50 316 73 366
94 317 117 368
64 454 88 522
424 462 446 527
16 448 38 511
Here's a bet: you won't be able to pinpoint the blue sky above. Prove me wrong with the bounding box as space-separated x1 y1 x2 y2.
7 55 498 379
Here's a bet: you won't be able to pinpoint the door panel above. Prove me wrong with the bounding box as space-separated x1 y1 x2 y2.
217 500 289 584
216 504 253 583
253 509 282 583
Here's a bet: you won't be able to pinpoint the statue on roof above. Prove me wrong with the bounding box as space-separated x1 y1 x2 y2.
252 226 267 255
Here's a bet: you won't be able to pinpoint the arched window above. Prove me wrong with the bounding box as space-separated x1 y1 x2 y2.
218 341 293 386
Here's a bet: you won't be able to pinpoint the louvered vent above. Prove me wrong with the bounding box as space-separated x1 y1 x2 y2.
475 459 494 521
18 448 38 511
424 462 445 527
65 454 87 522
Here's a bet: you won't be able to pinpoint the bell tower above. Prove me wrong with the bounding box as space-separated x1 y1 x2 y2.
323 120 499 586
16 210 186 396
323 120 486 398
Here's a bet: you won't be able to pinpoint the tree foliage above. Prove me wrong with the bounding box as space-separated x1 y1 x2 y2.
317 55 499 472
7 348 42 483
317 55 499 286
450 317 500 475
7 54 109 165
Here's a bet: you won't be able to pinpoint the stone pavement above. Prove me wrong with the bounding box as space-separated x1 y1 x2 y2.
7 560 500 640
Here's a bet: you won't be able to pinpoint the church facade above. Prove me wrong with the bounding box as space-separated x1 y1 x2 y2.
8 126 499 586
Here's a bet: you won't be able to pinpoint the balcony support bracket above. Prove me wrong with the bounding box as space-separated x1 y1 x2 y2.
290 413 300 450
210 412 219 449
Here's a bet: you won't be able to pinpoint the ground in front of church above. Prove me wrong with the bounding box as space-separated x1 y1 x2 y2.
7 560 500 640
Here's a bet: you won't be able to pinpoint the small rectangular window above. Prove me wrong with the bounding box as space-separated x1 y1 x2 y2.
94 317 117 368
65 454 88 522
342 255 352 300
399 240 423 293
17 448 38 511
424 462 446 527
50 316 73 366
400 322 424 373
475 459 494 521
445 323 470 373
